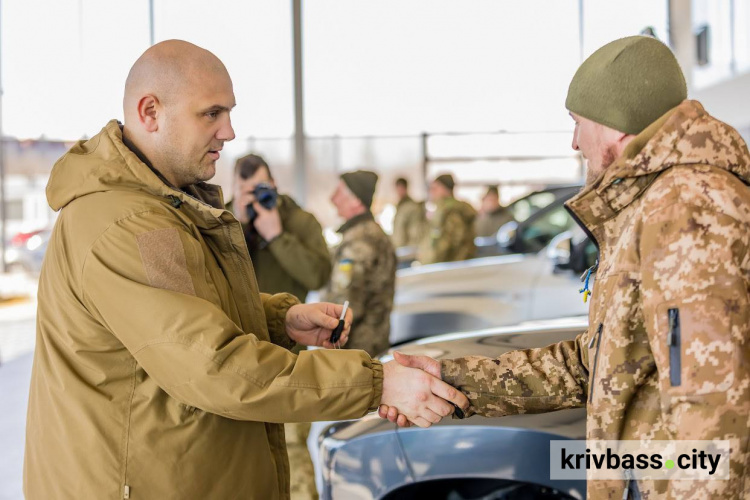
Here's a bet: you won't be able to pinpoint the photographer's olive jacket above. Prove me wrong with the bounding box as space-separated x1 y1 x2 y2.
24 120 383 499
442 101 749 499
229 194 332 303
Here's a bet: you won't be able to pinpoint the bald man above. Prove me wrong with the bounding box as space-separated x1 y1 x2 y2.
24 40 467 499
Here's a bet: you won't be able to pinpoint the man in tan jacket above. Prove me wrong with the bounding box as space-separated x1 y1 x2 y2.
382 36 749 499
24 40 468 500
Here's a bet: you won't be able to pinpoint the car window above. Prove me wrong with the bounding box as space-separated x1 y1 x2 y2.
518 205 576 252
509 192 557 222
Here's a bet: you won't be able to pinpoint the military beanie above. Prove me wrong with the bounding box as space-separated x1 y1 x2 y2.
341 170 378 209
566 36 687 135
435 174 455 191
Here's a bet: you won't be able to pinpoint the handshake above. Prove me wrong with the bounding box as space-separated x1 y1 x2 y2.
285 302 469 428
379 351 469 428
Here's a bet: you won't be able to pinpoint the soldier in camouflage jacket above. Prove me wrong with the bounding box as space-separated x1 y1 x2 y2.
442 98 749 500
418 174 477 264
385 37 749 499
323 171 397 357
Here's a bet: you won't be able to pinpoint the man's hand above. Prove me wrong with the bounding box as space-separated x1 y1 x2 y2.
379 352 454 427
380 352 469 428
252 202 283 241
233 189 253 224
285 302 353 349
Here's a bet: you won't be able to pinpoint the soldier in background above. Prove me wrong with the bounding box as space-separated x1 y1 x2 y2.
391 177 425 248
474 185 514 237
323 170 396 357
418 173 477 264
230 154 331 303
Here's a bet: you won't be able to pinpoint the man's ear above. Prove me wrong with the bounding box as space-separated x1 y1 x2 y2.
137 94 160 133
617 132 633 144
613 132 636 158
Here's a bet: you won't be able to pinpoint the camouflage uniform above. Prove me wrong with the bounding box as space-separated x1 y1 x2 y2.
442 101 750 499
418 197 477 264
322 212 396 357
392 195 425 248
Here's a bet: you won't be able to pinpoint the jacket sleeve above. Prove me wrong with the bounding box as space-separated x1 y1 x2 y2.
267 212 332 291
79 212 383 423
441 334 589 417
259 292 299 350
640 200 749 494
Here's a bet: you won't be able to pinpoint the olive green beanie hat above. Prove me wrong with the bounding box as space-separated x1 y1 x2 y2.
435 174 455 191
566 36 687 135
341 170 378 209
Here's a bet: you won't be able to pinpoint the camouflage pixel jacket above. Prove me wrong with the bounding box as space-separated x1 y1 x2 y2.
322 212 396 357
442 100 750 499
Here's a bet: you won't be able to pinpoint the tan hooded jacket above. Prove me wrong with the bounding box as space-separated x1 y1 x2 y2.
442 101 749 499
24 120 383 499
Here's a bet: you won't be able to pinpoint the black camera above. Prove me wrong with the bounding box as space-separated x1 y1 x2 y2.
246 183 278 222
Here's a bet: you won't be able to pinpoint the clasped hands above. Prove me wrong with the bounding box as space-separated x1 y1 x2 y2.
286 303 468 429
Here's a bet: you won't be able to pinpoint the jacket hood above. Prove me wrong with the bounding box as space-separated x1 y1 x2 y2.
567 100 750 232
47 119 225 215
605 99 750 184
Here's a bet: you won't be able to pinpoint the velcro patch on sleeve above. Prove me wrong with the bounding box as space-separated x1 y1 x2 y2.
135 227 197 296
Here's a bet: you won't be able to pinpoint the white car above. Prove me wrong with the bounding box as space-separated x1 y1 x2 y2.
391 226 596 346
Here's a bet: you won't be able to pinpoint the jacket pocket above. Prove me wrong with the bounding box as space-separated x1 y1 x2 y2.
657 298 737 396
667 308 681 387
588 323 604 403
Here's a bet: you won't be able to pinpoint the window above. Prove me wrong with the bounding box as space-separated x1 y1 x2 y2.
518 205 575 253
5 199 24 221
510 192 557 222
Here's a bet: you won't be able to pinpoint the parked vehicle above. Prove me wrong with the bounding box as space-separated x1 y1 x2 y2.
474 185 581 258
4 228 51 274
309 317 589 500
391 223 596 345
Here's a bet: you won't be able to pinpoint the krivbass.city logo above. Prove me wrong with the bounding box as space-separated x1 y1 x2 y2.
550 441 730 480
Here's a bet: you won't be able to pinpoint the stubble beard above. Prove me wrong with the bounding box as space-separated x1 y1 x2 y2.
584 145 619 187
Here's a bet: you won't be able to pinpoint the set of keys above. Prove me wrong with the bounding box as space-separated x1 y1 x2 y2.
329 300 349 349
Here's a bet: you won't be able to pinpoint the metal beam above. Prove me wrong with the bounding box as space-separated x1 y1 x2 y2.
292 0 307 205
668 0 694 93
0 0 6 273
578 0 584 62
149 0 155 46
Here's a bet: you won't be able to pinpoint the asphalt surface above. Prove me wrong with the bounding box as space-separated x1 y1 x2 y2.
0 295 36 500
0 353 32 500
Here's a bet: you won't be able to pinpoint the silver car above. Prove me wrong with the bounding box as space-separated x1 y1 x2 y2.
310 318 589 500
391 225 596 345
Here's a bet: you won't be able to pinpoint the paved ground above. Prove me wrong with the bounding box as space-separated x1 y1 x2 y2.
0 274 38 500
0 353 32 500
0 301 36 366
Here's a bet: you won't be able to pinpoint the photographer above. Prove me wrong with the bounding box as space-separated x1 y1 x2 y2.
230 154 331 303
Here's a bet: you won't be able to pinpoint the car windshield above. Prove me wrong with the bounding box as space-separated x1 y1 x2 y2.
518 205 576 252
509 192 557 222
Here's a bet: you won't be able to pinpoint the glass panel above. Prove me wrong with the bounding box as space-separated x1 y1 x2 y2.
582 0 669 58
692 0 734 89
519 205 575 251
734 0 750 74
